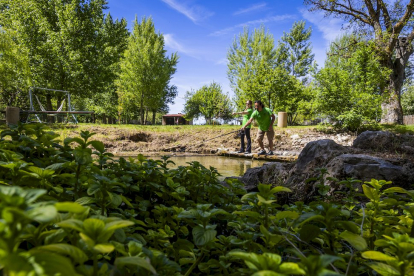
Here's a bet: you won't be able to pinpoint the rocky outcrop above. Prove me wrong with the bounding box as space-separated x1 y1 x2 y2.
238 131 414 202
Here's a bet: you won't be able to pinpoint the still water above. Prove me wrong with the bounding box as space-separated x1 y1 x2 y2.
151 155 267 179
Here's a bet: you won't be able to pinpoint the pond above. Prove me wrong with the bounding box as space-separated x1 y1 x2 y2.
149 155 267 179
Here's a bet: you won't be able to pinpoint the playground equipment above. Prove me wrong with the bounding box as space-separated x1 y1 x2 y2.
26 87 94 123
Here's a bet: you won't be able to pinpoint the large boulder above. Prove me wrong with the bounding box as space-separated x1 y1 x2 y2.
353 131 396 150
240 162 293 192
238 132 414 202
326 154 414 192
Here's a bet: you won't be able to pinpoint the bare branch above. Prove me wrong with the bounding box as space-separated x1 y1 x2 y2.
394 0 414 34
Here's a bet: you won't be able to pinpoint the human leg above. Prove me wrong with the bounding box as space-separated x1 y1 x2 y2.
245 128 251 153
239 130 245 153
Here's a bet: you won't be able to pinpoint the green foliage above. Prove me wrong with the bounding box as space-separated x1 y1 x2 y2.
2 123 414 275
117 16 178 124
402 84 414 115
227 23 315 125
183 82 233 123
277 20 314 78
0 0 127 112
313 35 390 131
227 26 277 109
0 27 30 108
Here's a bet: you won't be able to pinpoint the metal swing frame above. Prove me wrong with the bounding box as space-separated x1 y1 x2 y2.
27 87 78 123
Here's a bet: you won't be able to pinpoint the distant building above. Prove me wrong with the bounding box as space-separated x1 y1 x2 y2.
162 113 193 125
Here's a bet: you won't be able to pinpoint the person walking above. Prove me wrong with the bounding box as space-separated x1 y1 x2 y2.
241 100 275 155
233 100 253 154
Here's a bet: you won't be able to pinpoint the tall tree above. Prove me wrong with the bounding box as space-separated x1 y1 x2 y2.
313 35 390 130
227 26 277 109
117 17 178 124
278 20 314 78
305 0 414 124
0 27 30 108
183 82 233 124
0 0 126 111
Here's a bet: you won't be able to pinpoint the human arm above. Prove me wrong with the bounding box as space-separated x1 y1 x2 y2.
232 110 250 116
242 117 254 130
268 113 275 131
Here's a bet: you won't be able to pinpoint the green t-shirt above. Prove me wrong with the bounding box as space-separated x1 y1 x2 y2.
242 108 253 129
251 107 273 131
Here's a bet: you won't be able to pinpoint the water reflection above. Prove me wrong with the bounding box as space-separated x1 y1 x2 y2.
153 156 266 179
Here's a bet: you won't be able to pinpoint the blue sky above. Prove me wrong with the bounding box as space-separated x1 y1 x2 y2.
106 0 346 114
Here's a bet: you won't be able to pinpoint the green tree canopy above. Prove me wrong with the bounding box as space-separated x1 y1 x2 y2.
313 35 390 130
227 26 277 109
277 20 314 78
116 16 178 124
183 82 233 124
0 0 127 111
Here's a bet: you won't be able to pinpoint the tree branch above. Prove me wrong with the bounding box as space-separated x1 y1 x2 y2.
394 0 414 34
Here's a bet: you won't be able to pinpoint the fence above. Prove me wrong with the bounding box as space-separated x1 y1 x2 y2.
404 115 414 125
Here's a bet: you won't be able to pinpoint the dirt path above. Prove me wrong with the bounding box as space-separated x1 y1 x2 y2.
54 124 357 156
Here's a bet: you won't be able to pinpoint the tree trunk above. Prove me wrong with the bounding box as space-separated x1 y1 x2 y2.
152 110 156 125
381 37 412 124
140 95 144 125
145 108 148 124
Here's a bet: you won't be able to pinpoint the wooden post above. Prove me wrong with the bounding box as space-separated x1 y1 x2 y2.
278 112 288 128
6 107 20 126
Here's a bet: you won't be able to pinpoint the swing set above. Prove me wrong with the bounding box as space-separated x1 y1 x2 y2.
25 87 94 123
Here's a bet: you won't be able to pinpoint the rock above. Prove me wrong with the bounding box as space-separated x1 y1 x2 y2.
326 154 414 191
353 131 396 150
291 139 347 174
291 134 300 140
239 162 293 192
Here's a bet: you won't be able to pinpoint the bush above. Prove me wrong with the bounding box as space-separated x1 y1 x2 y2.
1 123 414 275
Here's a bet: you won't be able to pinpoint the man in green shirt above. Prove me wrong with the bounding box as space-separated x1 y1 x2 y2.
241 100 275 155
233 100 253 153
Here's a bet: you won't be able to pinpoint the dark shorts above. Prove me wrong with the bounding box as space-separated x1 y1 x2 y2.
256 127 275 142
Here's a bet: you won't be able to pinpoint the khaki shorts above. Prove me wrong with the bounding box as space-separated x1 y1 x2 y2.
256 127 275 143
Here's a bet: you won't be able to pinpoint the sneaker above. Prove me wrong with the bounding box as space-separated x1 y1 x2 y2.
258 150 266 155
244 151 251 154
267 151 274 156
237 150 244 153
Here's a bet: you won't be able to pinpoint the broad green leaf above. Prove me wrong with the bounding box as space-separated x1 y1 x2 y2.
383 187 408 194
115 256 156 274
57 219 84 232
32 244 88 264
76 197 96 205
340 231 367 251
94 243 115 254
55 202 87 214
367 262 400 276
89 140 105 152
31 251 77 276
83 218 105 237
192 226 216 246
270 186 292 194
275 211 299 221
257 194 276 205
299 224 321 242
26 205 57 223
362 184 379 201
104 220 135 232
362 251 396 261
279 262 306 274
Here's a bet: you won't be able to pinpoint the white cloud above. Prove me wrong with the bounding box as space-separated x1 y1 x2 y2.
164 34 200 59
233 3 267 16
210 14 296 36
160 0 214 23
300 8 347 44
215 58 228 65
